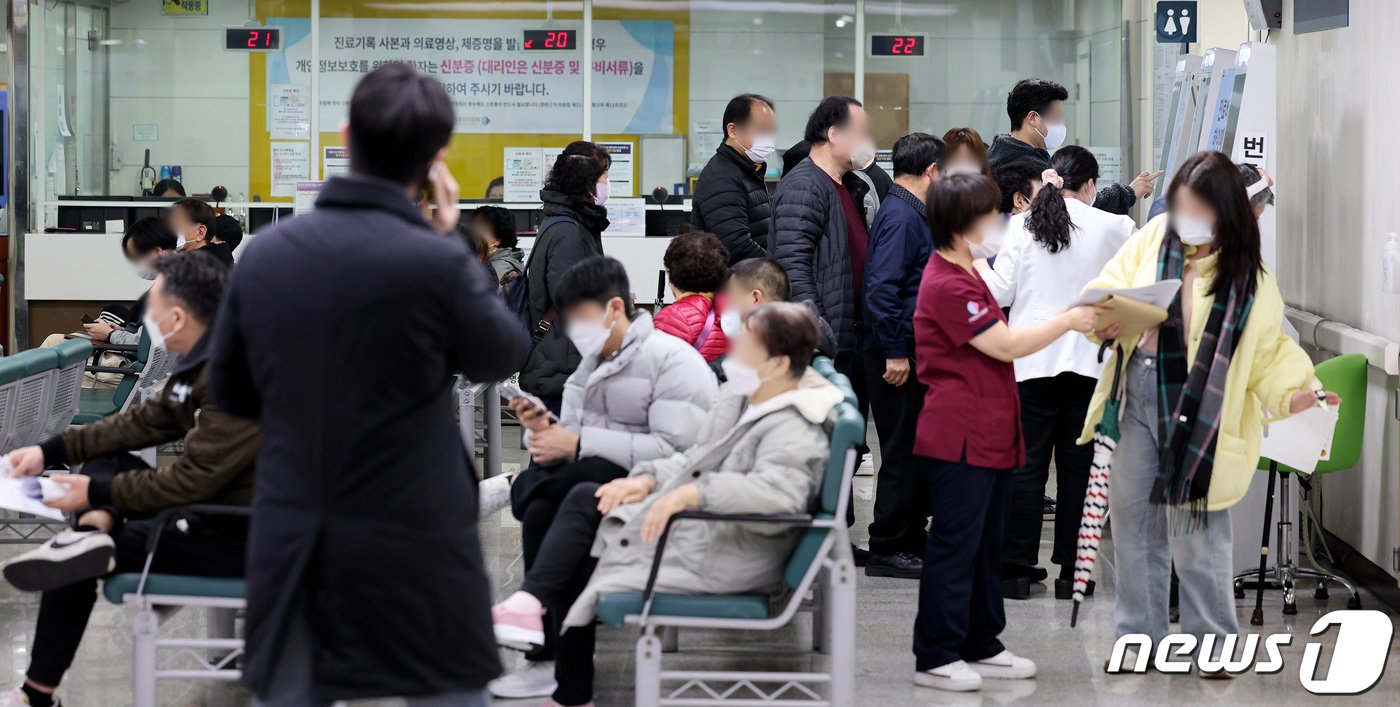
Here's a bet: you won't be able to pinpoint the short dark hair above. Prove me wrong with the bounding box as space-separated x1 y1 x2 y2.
926 173 1002 250
892 133 945 178
544 141 612 207
663 231 730 294
470 205 518 249
745 302 820 378
171 198 216 235
348 63 454 184
215 214 245 251
729 258 789 302
485 176 505 199
154 250 229 325
554 256 633 317
152 179 185 197
991 159 1043 214
722 93 774 133
803 96 863 145
121 217 178 256
1006 79 1069 130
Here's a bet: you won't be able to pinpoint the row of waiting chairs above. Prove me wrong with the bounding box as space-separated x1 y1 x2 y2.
108 359 860 706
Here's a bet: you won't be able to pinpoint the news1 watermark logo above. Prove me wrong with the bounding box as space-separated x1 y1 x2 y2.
1107 610 1393 694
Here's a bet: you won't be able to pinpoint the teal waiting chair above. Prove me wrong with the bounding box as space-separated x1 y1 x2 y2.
0 354 33 453
8 349 60 450
1234 353 1368 620
597 356 859 707
40 339 93 439
103 505 248 707
75 329 162 424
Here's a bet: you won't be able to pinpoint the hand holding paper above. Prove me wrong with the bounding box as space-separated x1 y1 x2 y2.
1076 279 1182 340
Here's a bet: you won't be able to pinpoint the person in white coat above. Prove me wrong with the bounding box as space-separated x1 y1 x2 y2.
978 145 1136 598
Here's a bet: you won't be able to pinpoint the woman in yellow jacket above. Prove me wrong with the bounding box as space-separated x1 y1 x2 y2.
1078 152 1337 671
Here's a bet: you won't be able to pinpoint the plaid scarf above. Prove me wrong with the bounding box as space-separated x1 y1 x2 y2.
1151 234 1253 529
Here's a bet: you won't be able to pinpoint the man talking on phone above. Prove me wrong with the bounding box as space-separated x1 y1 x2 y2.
208 63 529 707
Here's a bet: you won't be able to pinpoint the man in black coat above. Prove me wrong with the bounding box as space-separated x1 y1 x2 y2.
769 96 878 541
691 93 776 263
208 63 529 706
986 78 1160 216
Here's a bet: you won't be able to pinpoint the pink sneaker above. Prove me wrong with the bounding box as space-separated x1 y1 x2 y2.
541 700 594 707
493 601 545 652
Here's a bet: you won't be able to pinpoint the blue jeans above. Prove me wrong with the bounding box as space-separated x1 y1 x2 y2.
1109 353 1239 656
253 605 491 707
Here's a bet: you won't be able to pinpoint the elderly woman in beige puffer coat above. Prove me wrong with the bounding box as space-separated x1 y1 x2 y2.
489 302 842 707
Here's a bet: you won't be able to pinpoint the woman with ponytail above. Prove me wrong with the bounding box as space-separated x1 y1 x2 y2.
978 145 1137 597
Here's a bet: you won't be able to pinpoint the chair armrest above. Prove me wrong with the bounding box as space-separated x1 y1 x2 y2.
639 511 815 623
84 365 141 375
136 505 251 595
90 343 139 353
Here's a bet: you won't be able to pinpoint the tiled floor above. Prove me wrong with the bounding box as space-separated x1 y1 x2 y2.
0 428 1395 706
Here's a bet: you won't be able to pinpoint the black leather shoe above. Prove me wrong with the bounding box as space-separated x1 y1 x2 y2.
1055 578 1095 600
865 551 923 579
1002 576 1031 600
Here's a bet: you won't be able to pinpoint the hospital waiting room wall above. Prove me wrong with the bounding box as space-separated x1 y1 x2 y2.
1275 0 1400 574
76 0 1126 202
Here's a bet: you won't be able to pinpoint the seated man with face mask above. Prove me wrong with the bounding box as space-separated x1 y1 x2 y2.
0 250 259 707
478 255 716 701
490 302 841 707
710 257 836 382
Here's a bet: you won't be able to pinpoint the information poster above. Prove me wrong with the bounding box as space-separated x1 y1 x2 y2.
1086 147 1122 186
294 180 324 215
599 142 635 197
271 142 310 197
602 197 645 237
504 147 544 202
692 120 723 164
268 84 311 139
322 146 350 179
267 17 674 134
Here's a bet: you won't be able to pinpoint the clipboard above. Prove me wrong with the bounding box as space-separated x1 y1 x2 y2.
1076 279 1181 339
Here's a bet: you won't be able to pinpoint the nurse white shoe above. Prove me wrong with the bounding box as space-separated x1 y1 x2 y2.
488 660 557 698
913 660 983 692
967 650 1038 679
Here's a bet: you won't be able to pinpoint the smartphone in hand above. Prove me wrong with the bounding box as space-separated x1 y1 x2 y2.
80 314 96 325
499 383 557 422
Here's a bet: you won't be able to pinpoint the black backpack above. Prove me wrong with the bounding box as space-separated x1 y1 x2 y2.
507 215 575 348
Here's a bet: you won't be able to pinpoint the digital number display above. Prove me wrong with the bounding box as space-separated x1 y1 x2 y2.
523 29 577 51
870 34 926 57
224 27 282 51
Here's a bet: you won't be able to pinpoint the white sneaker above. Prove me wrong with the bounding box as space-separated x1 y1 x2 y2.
0 688 61 706
968 650 1037 679
478 474 515 519
914 660 983 692
2 529 115 592
488 660 557 699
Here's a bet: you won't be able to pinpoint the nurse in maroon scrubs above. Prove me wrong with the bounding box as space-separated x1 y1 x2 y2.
910 173 1099 693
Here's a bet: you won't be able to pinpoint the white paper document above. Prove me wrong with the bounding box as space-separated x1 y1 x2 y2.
1259 405 1339 474
0 477 67 520
1075 279 1182 308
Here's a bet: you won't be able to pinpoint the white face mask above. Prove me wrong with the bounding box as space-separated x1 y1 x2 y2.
566 309 616 359
175 233 188 251
969 220 1006 259
744 134 776 164
1034 117 1067 151
1173 214 1216 246
721 357 777 397
594 180 611 207
850 138 876 172
134 263 157 281
944 163 982 177
142 309 178 351
720 309 744 338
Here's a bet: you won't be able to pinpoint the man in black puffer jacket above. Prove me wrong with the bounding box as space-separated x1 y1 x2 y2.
519 142 613 408
692 94 777 264
986 78 1159 216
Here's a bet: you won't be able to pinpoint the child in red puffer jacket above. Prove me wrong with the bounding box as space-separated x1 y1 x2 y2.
654 231 731 361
